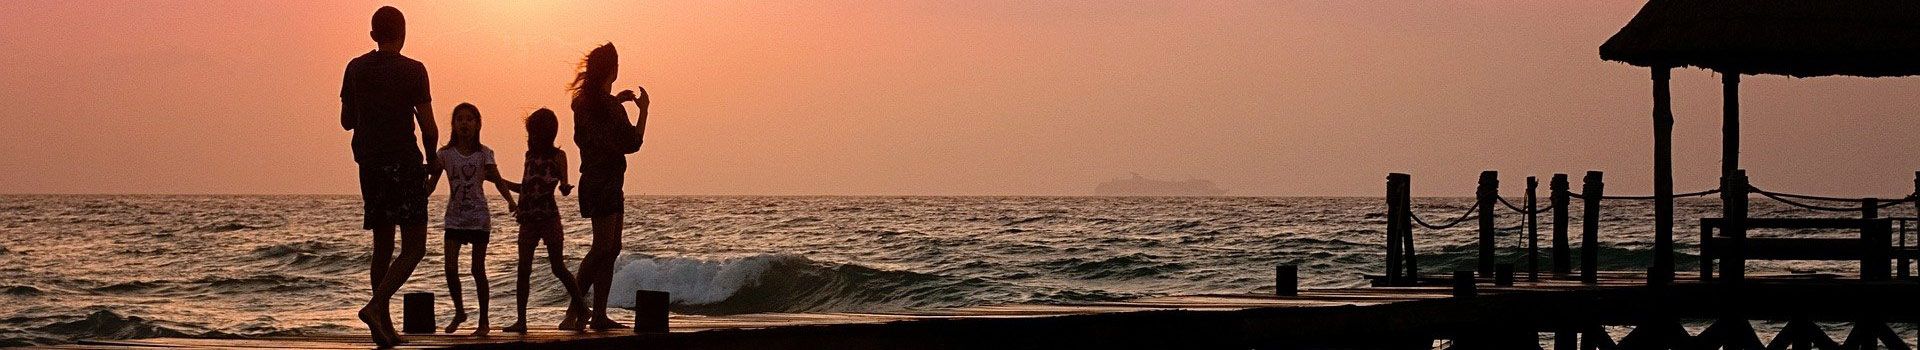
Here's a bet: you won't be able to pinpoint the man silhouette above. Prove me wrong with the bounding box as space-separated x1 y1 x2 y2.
339 6 435 347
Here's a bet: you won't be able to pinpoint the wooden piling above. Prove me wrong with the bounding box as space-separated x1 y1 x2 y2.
1651 67 1679 287
1477 171 1499 277
634 290 671 333
402 292 434 334
1526 176 1539 281
1581 171 1603 284
1862 198 1889 281
1397 175 1419 284
1551 174 1570 276
1384 174 1403 286
1452 271 1475 298
1275 264 1298 296
1721 170 1748 283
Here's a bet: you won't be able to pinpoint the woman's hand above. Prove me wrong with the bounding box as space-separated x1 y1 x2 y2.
633 86 649 110
616 90 637 102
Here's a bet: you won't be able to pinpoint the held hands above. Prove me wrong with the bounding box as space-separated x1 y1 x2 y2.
559 184 575 196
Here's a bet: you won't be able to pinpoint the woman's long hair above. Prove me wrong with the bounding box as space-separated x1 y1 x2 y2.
525 108 559 153
570 43 619 101
446 102 483 150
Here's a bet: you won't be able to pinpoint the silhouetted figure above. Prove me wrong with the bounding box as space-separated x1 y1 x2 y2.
566 43 651 331
502 108 590 333
424 103 517 336
339 6 436 347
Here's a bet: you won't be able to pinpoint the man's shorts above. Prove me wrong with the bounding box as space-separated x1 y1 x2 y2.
359 163 429 230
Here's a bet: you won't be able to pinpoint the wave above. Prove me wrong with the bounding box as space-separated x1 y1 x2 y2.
27 310 192 345
606 253 1000 315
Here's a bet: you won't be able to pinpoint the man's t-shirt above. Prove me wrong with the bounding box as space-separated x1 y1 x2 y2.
341 50 431 165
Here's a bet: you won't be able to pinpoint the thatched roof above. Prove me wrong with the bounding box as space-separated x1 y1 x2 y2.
1599 0 1920 78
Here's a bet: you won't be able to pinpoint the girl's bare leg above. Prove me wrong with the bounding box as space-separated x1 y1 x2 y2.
503 239 534 333
545 233 588 331
443 239 467 334
469 241 491 336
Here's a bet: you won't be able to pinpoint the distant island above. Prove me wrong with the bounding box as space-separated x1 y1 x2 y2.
1094 174 1227 196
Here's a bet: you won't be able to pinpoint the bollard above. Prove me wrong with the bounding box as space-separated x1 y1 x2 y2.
1275 264 1298 296
1495 263 1514 287
633 290 670 333
1452 271 1476 298
402 292 435 334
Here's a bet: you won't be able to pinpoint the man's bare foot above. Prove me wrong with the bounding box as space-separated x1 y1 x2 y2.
358 305 395 347
471 319 490 336
444 311 467 334
502 320 528 333
588 317 625 331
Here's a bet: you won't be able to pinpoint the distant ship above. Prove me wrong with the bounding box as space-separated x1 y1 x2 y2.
1094 174 1227 197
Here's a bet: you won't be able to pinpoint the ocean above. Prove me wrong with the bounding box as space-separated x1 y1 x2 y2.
0 195 1883 346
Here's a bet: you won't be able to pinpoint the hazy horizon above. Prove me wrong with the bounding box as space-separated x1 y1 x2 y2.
7 1 1920 197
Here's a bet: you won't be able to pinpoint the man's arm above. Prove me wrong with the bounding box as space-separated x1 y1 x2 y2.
340 104 357 131
415 102 438 167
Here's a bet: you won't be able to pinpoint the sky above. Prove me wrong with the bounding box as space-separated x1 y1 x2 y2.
3 1 1920 197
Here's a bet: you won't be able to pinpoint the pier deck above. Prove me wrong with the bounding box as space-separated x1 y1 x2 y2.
44 272 1914 350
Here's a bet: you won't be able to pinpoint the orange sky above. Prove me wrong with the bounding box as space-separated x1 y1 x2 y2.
4 1 1920 196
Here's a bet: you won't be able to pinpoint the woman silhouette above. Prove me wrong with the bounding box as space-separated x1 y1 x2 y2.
566 43 651 330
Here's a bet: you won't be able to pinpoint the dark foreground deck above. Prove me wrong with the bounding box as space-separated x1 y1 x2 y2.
37 272 1920 350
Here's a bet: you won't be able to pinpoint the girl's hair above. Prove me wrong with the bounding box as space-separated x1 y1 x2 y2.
569 43 619 101
446 102 483 150
525 108 559 153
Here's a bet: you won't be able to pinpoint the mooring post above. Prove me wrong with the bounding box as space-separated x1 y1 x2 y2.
634 290 670 333
1452 271 1476 298
1477 171 1499 277
1863 198 1889 281
1399 175 1419 283
1384 174 1403 286
1495 263 1514 287
1581 171 1603 284
1526 176 1539 281
1276 264 1298 296
402 292 434 334
1551 174 1570 277
1721 170 1748 283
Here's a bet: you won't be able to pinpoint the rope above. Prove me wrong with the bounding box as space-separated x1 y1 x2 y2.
1494 196 1559 215
1748 186 1917 212
1409 202 1479 230
1561 188 1720 200
1753 190 1868 212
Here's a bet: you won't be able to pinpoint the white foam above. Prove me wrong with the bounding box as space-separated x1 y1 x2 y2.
607 253 788 308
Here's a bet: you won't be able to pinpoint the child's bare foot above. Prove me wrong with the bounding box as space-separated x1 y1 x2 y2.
588 317 625 331
471 319 490 336
444 311 467 334
502 320 528 333
358 305 395 347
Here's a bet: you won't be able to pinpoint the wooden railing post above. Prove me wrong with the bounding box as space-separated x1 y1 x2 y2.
1581 171 1603 284
1526 176 1540 281
1721 170 1748 284
1863 198 1889 281
1400 176 1418 283
1385 173 1409 286
1478 171 1499 277
1551 174 1570 277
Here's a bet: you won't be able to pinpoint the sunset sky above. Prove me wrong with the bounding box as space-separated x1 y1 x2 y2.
4 1 1920 196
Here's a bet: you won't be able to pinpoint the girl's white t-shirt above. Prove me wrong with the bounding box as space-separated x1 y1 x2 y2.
438 146 495 230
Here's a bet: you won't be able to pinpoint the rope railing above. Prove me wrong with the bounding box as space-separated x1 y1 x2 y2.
1747 185 1916 212
1494 196 1557 215
1565 188 1721 200
1409 202 1479 230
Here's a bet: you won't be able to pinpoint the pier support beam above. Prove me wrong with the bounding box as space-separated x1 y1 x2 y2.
1551 174 1570 276
1581 171 1604 284
1478 171 1499 277
1863 198 1890 281
1652 67 1677 286
1385 174 1409 286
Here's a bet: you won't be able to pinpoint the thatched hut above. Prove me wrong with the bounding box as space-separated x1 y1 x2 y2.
1599 0 1920 284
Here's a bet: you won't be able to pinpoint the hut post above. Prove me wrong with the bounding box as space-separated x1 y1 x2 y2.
1720 72 1740 186
1384 173 1405 286
1477 171 1499 277
1721 170 1748 283
1651 67 1677 287
1526 176 1539 281
1551 174 1570 276
1581 171 1604 284
1863 198 1889 281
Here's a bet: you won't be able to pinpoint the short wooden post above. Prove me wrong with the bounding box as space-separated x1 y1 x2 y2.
402 292 435 334
1477 171 1499 277
1452 271 1476 298
1581 171 1603 284
1399 174 1419 284
1526 176 1539 281
634 290 670 333
1495 263 1514 287
1862 198 1889 281
1385 173 1407 286
1551 174 1570 276
1276 265 1298 296
1721 170 1748 283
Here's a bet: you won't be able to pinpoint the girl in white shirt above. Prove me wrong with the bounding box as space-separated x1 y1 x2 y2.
426 103 517 335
